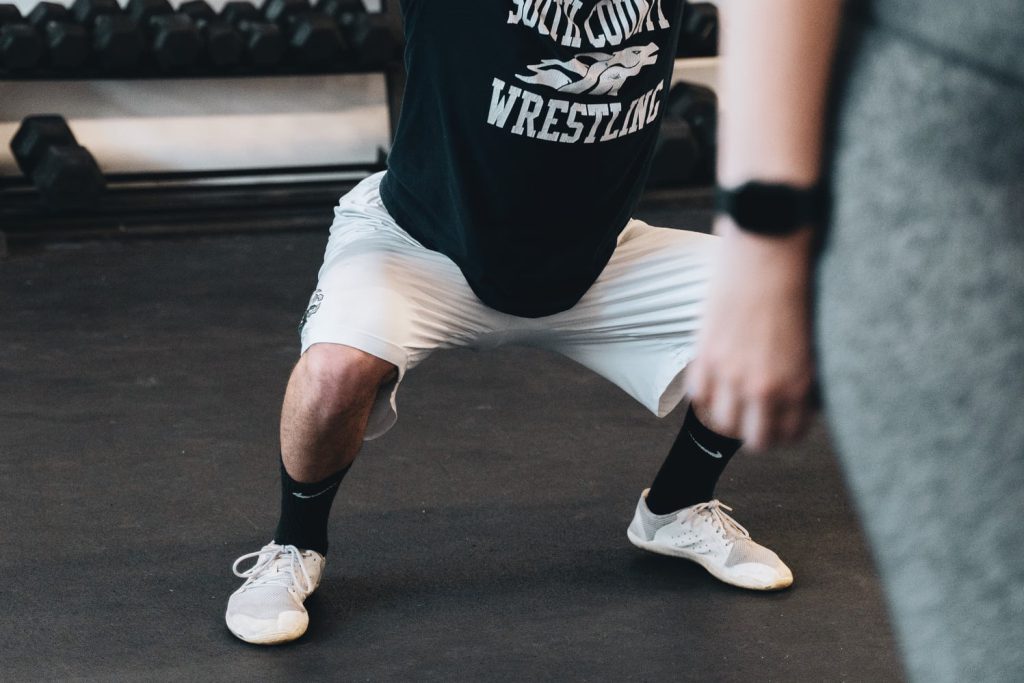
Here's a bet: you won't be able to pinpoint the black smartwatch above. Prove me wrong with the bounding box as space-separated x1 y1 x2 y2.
715 181 826 236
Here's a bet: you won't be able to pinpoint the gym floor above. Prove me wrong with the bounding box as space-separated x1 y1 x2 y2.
0 200 904 681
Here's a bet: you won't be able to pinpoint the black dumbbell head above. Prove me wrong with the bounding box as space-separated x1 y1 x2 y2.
1 23 44 70
93 13 144 69
187 3 246 69
34 145 106 210
150 13 201 70
344 12 395 67
262 0 308 23
221 0 286 67
203 21 243 66
71 0 122 25
314 0 361 20
666 82 717 180
287 12 340 65
26 1 88 70
179 0 216 22
28 2 72 27
666 82 717 149
240 21 282 66
221 0 259 24
679 2 717 57
10 115 78 176
127 0 172 23
45 21 90 69
0 3 24 25
684 3 718 38
0 2 45 70
647 117 700 188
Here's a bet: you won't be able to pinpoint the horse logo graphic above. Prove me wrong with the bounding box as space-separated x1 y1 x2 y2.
515 43 660 97
299 289 324 331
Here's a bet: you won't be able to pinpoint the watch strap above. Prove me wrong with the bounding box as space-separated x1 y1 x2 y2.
715 181 827 235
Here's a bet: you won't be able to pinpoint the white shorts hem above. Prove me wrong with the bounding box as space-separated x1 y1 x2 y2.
653 348 693 418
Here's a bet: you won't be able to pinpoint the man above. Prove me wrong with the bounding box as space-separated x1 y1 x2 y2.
225 0 793 646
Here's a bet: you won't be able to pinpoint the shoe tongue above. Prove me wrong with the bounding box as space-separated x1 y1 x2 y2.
270 555 295 572
255 560 296 587
695 507 744 540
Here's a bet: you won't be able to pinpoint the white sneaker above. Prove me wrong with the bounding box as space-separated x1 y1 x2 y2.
225 542 325 644
627 490 793 591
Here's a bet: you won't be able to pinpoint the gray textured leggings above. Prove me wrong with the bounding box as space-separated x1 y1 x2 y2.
817 17 1024 683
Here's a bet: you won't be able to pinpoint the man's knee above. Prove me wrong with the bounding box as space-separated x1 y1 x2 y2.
295 343 397 414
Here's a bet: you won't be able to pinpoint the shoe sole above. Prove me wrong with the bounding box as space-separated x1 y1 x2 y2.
627 529 794 591
225 610 310 645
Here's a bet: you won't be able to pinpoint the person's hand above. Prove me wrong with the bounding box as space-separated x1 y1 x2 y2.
686 217 817 450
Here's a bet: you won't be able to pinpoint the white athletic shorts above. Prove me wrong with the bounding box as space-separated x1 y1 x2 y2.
300 171 717 440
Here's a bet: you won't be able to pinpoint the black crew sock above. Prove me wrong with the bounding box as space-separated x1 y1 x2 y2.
273 458 349 556
645 405 743 514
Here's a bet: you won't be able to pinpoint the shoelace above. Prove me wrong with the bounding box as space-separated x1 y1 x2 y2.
232 544 315 594
684 500 751 541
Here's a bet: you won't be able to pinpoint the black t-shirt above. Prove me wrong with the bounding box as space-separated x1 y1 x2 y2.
380 0 684 317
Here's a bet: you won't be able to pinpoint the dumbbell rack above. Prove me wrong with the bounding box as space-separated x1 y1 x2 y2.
2 9 720 255
0 0 407 253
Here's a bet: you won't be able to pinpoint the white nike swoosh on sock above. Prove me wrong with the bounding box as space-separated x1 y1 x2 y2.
292 482 340 500
688 431 723 459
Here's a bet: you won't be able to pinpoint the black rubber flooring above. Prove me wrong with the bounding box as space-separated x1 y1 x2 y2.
1 224 903 681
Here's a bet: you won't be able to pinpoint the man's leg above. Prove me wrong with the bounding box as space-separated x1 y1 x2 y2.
542 221 792 590
224 172 500 645
645 402 743 515
626 401 792 590
225 343 396 645
281 342 396 481
273 343 397 554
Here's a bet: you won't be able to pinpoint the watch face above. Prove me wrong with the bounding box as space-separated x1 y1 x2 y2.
733 184 803 234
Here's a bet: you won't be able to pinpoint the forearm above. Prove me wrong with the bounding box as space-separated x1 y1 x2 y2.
717 0 843 189
713 0 843 253
688 2 843 445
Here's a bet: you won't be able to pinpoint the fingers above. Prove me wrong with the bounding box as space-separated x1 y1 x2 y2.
687 339 815 449
689 374 813 450
741 401 770 451
776 402 810 443
688 359 754 443
743 399 810 451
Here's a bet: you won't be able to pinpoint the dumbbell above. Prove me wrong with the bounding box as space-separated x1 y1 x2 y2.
677 2 717 58
127 0 202 71
27 2 90 70
0 4 44 71
10 115 106 210
647 117 701 188
666 82 717 181
316 0 398 68
261 0 342 67
72 0 146 71
179 0 244 67
221 1 284 68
